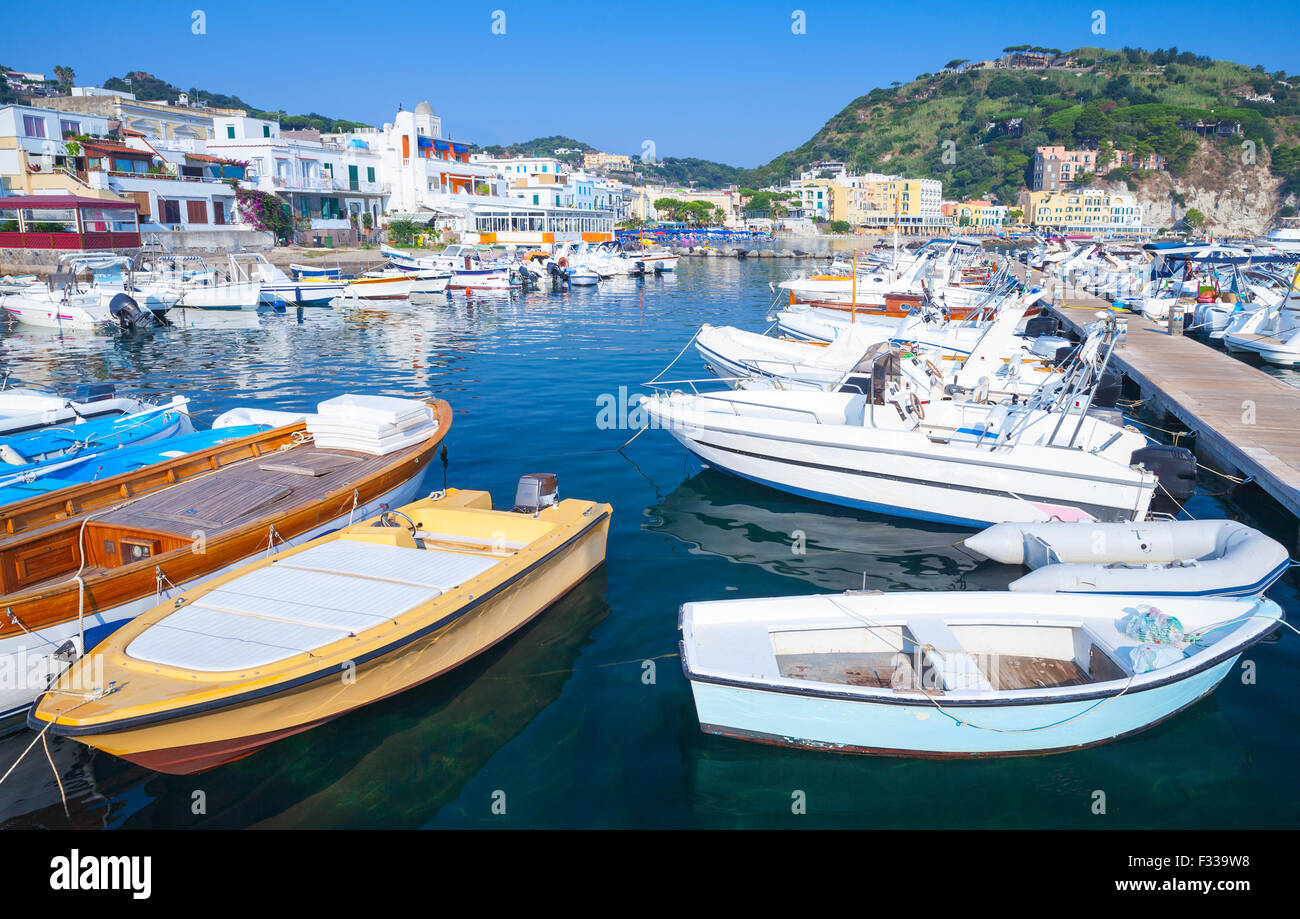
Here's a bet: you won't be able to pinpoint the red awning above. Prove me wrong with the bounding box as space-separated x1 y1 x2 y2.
0 195 137 210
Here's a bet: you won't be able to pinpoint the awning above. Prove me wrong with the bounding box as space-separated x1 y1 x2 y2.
417 136 433 149
0 194 137 210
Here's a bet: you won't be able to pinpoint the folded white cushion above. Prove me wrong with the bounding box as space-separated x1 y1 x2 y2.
316 395 430 427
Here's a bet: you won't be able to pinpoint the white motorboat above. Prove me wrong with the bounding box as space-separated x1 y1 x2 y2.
643 315 1187 527
363 266 450 295
695 291 1060 401
339 275 414 300
679 590 1283 756
1221 264 1300 364
229 253 347 305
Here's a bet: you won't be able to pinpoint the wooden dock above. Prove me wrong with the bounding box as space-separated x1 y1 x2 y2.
1018 267 1300 520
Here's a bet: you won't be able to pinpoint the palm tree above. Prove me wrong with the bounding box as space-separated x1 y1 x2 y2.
53 65 76 92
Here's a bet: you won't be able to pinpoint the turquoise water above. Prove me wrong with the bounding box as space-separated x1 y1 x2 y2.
2 259 1297 829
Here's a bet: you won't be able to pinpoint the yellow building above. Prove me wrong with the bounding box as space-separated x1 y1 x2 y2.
846 174 945 233
583 151 631 170
1027 188 1145 232
798 178 848 222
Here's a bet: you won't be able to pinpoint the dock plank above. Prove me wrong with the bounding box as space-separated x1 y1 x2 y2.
1018 266 1300 518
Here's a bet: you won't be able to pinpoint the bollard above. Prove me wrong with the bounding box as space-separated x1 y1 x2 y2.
1167 303 1185 336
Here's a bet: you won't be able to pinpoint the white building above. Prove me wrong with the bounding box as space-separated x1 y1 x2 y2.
210 115 387 246
329 104 616 246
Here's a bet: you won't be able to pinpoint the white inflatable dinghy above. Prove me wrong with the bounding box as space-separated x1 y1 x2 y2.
964 519 1290 597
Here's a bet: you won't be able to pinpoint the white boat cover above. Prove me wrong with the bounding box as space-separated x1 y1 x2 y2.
126 542 497 671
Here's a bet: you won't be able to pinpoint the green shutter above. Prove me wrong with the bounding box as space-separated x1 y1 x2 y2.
226 125 235 139
367 167 375 183
348 165 359 191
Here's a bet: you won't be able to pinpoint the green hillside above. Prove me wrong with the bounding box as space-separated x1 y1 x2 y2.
101 71 371 133
740 46 1300 203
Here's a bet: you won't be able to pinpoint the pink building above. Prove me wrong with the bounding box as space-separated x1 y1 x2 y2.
1032 145 1165 191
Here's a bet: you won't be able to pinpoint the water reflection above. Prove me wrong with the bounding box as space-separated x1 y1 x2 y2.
645 469 1007 593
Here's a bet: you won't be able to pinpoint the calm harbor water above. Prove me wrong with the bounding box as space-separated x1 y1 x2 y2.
2 258 1297 829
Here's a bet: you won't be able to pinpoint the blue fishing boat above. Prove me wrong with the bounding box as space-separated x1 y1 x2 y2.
0 397 193 490
0 423 265 507
680 590 1282 757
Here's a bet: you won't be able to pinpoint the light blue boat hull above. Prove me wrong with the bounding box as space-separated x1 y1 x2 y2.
689 655 1239 756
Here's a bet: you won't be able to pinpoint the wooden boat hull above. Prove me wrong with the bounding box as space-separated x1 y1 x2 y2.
795 296 1043 321
33 491 610 773
0 402 451 720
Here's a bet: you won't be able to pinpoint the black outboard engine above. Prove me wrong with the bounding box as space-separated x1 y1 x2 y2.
1023 314 1058 338
1131 444 1197 513
1092 367 1122 409
547 262 569 288
108 293 164 331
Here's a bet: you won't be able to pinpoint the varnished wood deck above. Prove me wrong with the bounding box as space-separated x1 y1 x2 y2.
1019 266 1300 521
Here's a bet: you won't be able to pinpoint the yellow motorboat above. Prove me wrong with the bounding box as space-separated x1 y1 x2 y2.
30 474 611 774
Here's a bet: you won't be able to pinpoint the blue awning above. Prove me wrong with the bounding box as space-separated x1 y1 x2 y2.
417 136 433 149
348 138 369 149
432 139 450 151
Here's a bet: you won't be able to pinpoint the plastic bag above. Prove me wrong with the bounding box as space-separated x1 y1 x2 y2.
1131 642 1185 674
1123 605 1184 644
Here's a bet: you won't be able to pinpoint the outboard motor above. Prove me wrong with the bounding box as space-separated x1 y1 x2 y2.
1023 315 1058 338
512 473 559 515
631 260 646 276
72 382 116 403
1131 444 1197 513
547 262 569 288
1091 367 1123 409
108 293 164 331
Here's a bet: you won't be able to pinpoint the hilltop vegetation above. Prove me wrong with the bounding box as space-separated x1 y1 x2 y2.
742 46 1300 204
472 136 595 166
100 71 370 132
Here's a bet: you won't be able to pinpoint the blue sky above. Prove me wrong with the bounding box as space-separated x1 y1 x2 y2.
4 1 1297 167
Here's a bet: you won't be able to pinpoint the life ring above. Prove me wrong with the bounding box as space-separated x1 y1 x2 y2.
907 393 925 419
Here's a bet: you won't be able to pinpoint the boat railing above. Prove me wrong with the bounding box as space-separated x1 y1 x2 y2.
707 396 826 424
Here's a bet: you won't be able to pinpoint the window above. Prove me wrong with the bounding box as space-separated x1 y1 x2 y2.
262 125 271 137
185 200 208 224
367 167 375 183
22 115 46 138
214 201 226 225
226 125 236 139
158 199 182 224
60 120 80 138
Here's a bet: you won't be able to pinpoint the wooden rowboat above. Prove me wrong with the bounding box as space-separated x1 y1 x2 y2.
0 399 451 720
31 475 611 773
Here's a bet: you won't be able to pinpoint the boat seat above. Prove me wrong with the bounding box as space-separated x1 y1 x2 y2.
125 542 498 672
905 618 994 692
